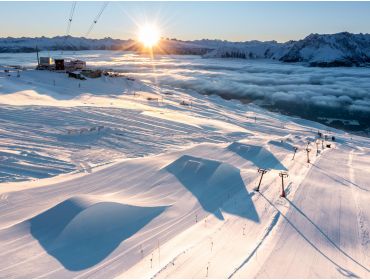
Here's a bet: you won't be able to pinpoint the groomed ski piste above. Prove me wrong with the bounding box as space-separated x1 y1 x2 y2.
0 67 369 278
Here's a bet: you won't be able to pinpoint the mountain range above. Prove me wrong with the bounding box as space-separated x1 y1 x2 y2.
1 32 370 67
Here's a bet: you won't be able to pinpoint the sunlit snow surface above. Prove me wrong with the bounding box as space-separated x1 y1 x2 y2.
3 50 370 114
0 52 369 278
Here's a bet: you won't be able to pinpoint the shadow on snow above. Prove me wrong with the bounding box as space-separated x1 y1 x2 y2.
165 155 259 222
228 142 287 171
30 197 166 271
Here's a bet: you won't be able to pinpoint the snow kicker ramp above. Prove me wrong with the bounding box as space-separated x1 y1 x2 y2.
228 142 287 171
165 155 259 222
28 197 167 271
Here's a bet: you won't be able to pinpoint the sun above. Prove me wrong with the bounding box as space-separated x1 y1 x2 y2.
138 24 160 48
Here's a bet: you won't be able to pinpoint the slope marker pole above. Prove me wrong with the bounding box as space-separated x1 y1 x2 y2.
316 141 319 156
292 146 298 160
206 262 210 278
157 239 161 266
279 171 289 198
306 148 311 163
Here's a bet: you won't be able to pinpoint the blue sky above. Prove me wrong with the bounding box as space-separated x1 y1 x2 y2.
1 1 370 42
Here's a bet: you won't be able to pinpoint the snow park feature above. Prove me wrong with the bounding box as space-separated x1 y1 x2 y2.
0 53 370 279
30 197 167 271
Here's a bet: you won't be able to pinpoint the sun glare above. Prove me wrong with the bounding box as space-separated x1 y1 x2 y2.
138 24 160 48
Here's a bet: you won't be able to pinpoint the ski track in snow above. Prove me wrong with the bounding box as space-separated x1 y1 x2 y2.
228 211 281 278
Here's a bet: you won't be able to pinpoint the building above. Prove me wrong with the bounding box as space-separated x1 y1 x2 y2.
65 60 86 71
81 69 102 78
36 56 87 72
37 57 54 70
67 71 86 80
39 57 53 67
54 59 65 71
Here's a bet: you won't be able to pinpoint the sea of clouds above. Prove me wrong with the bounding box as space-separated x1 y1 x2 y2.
3 50 370 118
92 52 370 117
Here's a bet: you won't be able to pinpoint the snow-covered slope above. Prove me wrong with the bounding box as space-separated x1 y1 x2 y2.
280 32 370 66
202 33 370 67
0 68 369 278
202 40 292 60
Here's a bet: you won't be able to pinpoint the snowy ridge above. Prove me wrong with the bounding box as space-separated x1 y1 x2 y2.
202 40 292 60
1 32 370 66
203 32 370 67
0 36 135 53
281 32 370 66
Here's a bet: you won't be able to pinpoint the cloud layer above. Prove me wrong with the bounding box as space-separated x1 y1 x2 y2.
3 51 370 121
102 53 370 120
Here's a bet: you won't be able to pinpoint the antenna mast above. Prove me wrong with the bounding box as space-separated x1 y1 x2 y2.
36 45 40 66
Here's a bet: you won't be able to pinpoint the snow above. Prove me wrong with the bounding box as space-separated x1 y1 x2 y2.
0 56 369 278
1 32 370 66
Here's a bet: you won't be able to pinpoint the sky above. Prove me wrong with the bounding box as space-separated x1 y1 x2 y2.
1 1 370 42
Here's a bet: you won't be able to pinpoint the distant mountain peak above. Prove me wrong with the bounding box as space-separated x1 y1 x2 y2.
0 32 369 67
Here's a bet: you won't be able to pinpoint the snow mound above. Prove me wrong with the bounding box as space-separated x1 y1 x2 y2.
228 142 287 171
165 155 259 222
29 196 167 270
268 139 296 151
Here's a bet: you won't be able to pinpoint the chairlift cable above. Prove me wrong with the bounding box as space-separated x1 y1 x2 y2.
66 1 77 36
62 1 77 54
85 2 109 37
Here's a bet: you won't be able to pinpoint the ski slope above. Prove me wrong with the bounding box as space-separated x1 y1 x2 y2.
0 67 369 278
